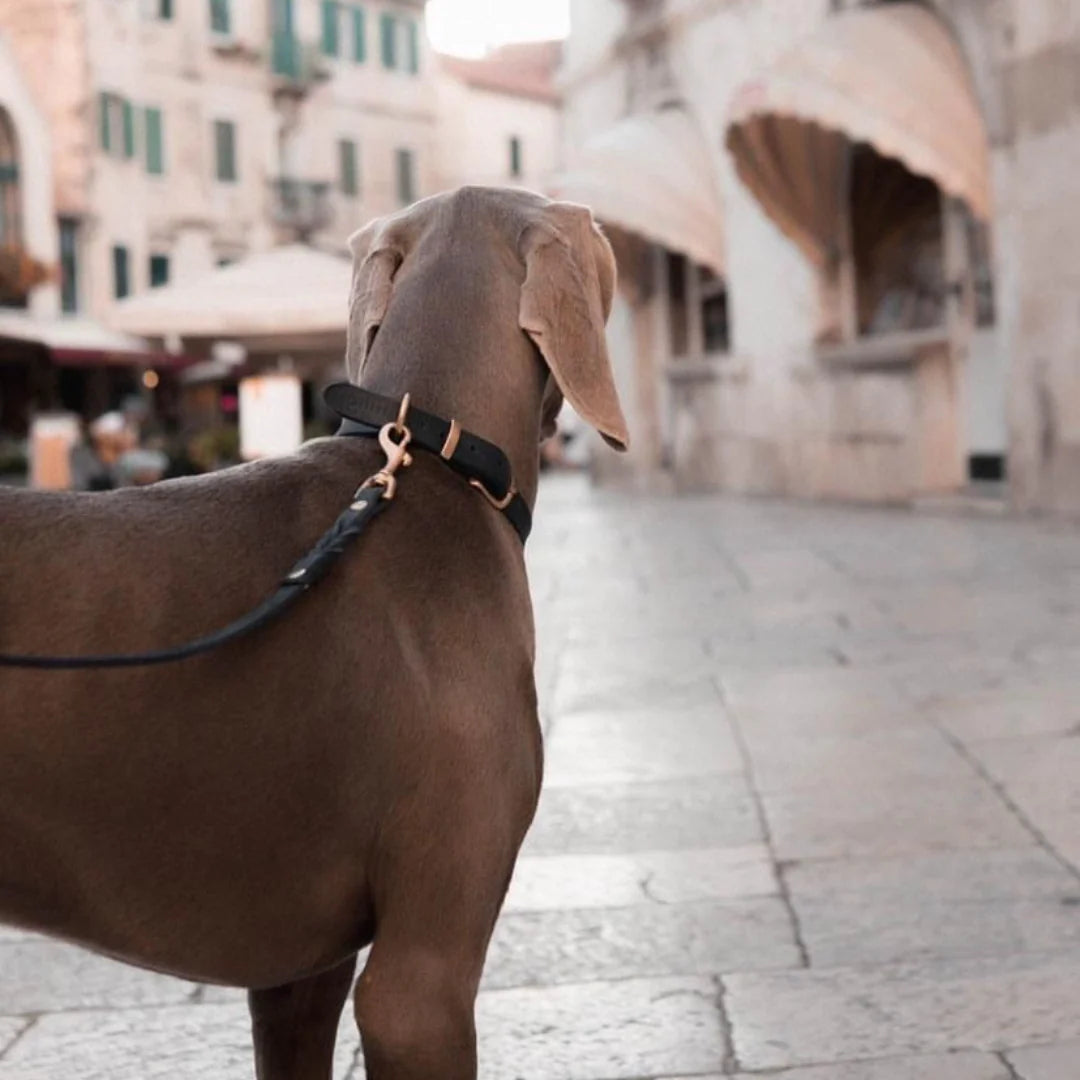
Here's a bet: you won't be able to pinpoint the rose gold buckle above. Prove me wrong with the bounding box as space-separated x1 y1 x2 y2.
469 478 516 511
440 418 462 460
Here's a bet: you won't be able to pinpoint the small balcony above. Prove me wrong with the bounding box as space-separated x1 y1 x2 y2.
267 179 334 239
270 32 331 94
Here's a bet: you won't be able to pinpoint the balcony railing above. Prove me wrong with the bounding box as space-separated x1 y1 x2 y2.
270 32 330 90
267 179 334 238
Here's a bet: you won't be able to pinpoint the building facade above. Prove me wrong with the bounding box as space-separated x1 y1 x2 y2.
0 0 436 322
557 0 1080 515
435 41 561 195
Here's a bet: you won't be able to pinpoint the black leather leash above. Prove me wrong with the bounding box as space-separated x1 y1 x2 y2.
0 389 527 670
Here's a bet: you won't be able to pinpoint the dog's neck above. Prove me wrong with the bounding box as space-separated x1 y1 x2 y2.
355 268 547 509
359 355 544 510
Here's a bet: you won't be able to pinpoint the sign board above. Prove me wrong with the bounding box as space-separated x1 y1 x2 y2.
29 413 80 490
239 373 303 461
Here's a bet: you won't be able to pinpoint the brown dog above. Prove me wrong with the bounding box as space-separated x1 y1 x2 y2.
0 187 628 1078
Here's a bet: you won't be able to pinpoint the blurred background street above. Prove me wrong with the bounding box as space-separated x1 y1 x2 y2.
3 475 1080 1077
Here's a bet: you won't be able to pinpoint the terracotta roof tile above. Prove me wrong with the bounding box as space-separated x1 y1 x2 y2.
438 40 562 104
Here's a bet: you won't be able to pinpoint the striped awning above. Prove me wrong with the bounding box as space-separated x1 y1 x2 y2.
551 105 726 275
725 3 991 265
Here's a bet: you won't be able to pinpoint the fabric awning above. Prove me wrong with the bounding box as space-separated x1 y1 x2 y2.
725 3 991 266
550 105 726 275
0 312 162 365
110 244 353 348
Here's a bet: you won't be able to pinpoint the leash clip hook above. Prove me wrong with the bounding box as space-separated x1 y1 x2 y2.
362 394 414 501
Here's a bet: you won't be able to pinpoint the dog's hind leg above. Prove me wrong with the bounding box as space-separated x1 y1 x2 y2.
248 954 358 1080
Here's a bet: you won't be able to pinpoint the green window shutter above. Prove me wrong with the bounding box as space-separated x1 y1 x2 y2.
351 5 366 62
214 120 237 182
59 217 79 314
112 245 130 300
395 147 415 206
509 135 522 178
210 0 231 34
99 93 112 153
145 108 164 175
159 0 174 19
321 0 340 56
273 0 294 34
380 12 396 69
121 99 136 159
149 254 170 287
405 18 419 74
338 138 358 196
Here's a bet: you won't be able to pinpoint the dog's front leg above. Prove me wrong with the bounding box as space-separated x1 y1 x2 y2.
248 954 358 1080
354 919 486 1080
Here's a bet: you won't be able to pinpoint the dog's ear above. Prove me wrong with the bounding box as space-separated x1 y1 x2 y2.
346 219 404 382
519 203 629 452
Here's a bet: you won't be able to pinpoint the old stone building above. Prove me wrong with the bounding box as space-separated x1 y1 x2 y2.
435 40 561 195
0 1 564 468
556 0 1080 515
0 0 435 320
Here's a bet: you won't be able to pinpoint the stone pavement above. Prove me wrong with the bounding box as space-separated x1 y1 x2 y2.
4 475 1080 1078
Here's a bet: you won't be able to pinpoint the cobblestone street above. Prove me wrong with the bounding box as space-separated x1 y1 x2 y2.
3 476 1080 1078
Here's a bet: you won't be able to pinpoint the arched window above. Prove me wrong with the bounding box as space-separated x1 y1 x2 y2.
0 108 21 247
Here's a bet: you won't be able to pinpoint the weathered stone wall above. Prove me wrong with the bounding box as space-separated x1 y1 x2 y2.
0 0 90 216
434 75 559 196
998 3 1080 513
563 0 1080 512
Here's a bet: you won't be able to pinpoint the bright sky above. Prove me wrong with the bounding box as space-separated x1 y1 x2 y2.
426 0 571 57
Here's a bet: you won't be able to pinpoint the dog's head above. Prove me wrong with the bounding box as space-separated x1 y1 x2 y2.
345 187 628 452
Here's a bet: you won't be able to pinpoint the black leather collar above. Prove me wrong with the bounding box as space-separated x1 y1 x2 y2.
325 383 532 544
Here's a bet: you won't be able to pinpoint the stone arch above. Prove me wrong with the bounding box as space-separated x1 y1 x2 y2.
0 32 57 312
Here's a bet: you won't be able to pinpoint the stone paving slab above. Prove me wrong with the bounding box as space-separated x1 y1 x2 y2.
0 939 195 1017
484 896 799 989
504 846 776 912
520 775 762 856
1005 1039 1080 1079
930 684 1080 743
786 848 1080 967
543 708 742 787
473 976 726 1080
725 952 1080 1071
557 635 714 680
552 672 724 716
728 1052 1010 1079
0 1018 28 1057
969 736 1080 822
743 726 972 796
967 736 1080 872
0 1003 358 1080
762 773 1033 861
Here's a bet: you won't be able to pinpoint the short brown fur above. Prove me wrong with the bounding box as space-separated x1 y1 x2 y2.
0 187 626 1079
